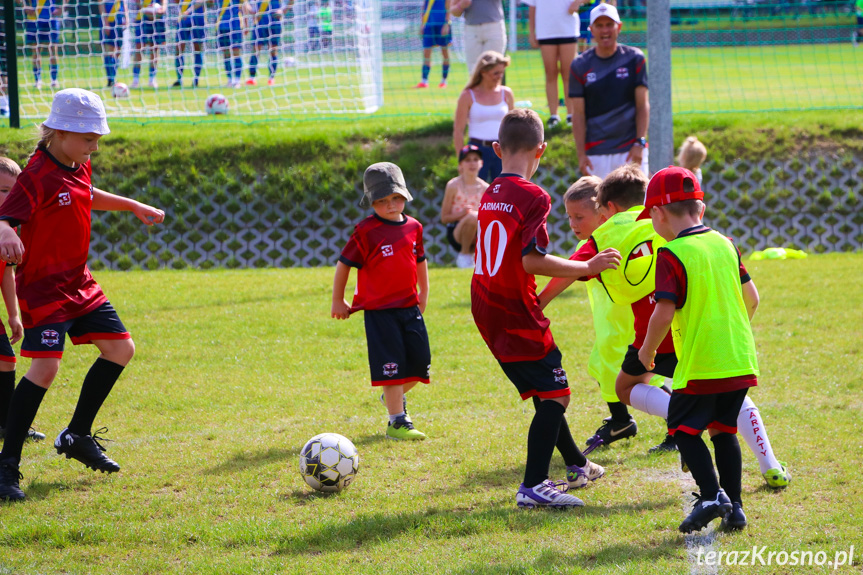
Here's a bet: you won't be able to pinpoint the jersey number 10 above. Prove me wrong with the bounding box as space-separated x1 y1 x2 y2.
474 220 507 277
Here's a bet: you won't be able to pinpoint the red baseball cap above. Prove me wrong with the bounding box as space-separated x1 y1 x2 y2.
637 166 704 220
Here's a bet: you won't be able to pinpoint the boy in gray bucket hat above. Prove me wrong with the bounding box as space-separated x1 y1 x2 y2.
333 162 431 441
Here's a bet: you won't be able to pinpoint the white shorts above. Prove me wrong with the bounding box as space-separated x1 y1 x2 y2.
464 20 507 74
586 148 650 180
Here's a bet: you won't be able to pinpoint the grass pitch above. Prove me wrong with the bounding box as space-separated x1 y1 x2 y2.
1 253 861 574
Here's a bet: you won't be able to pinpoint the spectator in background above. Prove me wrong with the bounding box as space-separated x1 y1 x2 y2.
23 0 64 89
453 51 514 181
855 0 863 45
526 0 583 130
440 144 487 268
450 0 505 75
569 2 649 179
416 0 452 88
677 136 707 185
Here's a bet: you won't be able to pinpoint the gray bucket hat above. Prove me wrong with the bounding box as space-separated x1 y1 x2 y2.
361 162 413 207
43 88 111 135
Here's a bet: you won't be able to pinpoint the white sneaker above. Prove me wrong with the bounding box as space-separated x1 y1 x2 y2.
456 253 474 268
50 80 59 89
35 80 43 89
131 79 140 88
516 480 584 509
566 460 605 489
148 78 157 88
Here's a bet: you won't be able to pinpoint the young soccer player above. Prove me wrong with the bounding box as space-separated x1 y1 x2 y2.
417 0 451 88
245 0 285 86
677 136 707 186
23 0 63 89
1 14 8 117
539 176 670 454
637 166 758 532
216 0 244 87
173 0 207 88
440 144 487 268
0 158 44 443
471 108 620 508
132 0 167 88
331 162 431 441
0 89 166 502
100 0 127 88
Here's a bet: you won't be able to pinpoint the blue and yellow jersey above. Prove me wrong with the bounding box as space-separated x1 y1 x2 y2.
254 0 282 24
178 0 205 18
102 0 125 23
26 0 60 22
422 0 447 27
136 0 164 21
216 0 242 26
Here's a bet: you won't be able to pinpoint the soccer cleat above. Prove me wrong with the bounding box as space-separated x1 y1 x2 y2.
131 79 140 88
679 490 732 533
415 81 429 88
548 115 561 129
0 426 46 442
566 114 572 126
720 501 747 531
0 108 8 118
267 78 275 86
386 417 425 440
566 459 605 489
50 80 60 89
245 78 257 86
584 416 637 454
192 78 199 88
649 433 678 454
54 427 121 473
172 80 182 87
148 78 158 89
107 79 115 88
0 459 25 501
35 80 43 89
438 80 447 88
763 461 791 489
516 480 584 509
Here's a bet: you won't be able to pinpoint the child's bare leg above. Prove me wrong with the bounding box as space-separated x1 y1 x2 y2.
382 384 405 416
453 212 478 254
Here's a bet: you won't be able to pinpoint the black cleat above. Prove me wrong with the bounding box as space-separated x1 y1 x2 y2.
0 458 25 501
172 80 182 87
679 490 732 533
649 433 677 454
54 427 121 473
107 79 115 88
721 501 747 531
584 416 637 454
0 426 46 442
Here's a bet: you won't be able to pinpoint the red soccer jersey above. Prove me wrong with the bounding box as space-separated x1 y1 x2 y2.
339 214 425 312
0 148 107 328
471 174 556 363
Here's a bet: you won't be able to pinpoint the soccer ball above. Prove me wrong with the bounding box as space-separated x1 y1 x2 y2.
284 56 297 67
299 433 359 492
205 93 229 115
112 82 130 99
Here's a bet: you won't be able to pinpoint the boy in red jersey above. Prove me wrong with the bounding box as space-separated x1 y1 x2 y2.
332 162 431 441
470 108 621 508
0 158 45 443
0 89 165 502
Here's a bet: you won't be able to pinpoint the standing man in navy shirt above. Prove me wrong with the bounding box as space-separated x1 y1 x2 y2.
569 2 649 179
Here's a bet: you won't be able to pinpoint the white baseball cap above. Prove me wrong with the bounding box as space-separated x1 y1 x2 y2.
590 2 622 26
43 88 111 135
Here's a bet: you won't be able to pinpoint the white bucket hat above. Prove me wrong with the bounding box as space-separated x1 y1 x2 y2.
43 88 111 135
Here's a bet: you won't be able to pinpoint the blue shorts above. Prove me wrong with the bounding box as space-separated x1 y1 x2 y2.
217 27 243 48
580 26 591 43
0 333 15 363
135 20 166 45
422 23 452 48
364 306 431 387
25 21 61 45
251 23 282 46
21 302 130 359
858 15 863 26
668 388 749 436
178 16 206 42
498 347 571 401
100 20 125 47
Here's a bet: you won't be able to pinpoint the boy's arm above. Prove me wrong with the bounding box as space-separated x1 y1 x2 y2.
523 248 620 279
537 276 577 310
1 266 22 344
638 299 675 371
417 259 429 314
331 261 352 319
91 188 166 226
741 279 759 321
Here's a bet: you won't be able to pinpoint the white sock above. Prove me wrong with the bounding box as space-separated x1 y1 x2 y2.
629 383 669 419
737 396 781 473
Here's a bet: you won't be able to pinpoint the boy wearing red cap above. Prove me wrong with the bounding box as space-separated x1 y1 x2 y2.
638 166 757 533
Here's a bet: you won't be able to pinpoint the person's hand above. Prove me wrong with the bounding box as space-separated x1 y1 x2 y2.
0 226 24 265
418 296 427 315
638 346 656 371
529 32 538 49
7 316 22 345
132 202 165 226
627 144 644 165
578 155 594 176
586 247 621 276
331 299 351 319
441 22 450 36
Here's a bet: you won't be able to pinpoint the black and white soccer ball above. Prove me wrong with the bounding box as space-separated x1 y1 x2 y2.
299 433 359 492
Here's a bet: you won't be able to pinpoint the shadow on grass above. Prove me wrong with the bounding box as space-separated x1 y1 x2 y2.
203 446 300 475
24 477 98 501
272 497 679 557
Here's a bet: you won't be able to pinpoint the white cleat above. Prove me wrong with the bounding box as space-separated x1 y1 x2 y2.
516 480 584 509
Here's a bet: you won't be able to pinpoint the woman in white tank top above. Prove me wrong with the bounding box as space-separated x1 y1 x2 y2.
452 50 514 182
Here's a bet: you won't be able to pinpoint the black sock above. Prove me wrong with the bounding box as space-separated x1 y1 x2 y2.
674 432 720 500
0 378 47 465
67 358 125 437
531 397 586 467
0 370 15 428
607 401 630 423
524 400 565 488
712 432 743 503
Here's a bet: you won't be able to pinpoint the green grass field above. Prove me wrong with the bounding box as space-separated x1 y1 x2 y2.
9 41 863 123
1 254 861 574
